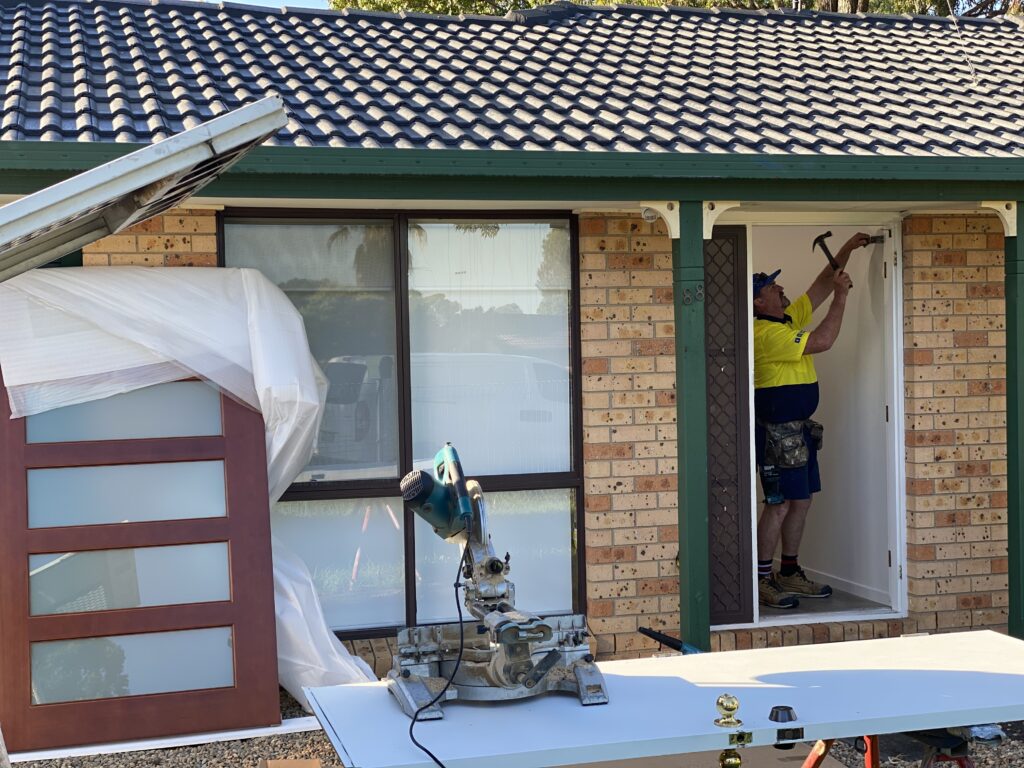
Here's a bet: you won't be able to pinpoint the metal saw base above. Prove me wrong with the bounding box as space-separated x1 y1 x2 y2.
384 614 609 720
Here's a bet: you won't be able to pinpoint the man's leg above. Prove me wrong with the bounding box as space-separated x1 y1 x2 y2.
756 501 799 609
780 497 812 555
757 500 789 561
776 494 832 598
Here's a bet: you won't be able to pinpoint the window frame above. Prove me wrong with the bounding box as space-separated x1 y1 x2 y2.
219 208 585 638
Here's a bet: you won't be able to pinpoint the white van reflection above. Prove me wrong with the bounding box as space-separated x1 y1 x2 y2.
316 353 571 477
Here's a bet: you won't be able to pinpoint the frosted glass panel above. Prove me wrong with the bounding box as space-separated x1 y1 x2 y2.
26 382 222 443
30 543 230 615
408 220 572 475
224 220 399 483
272 497 405 630
31 627 234 704
416 488 574 623
28 461 226 528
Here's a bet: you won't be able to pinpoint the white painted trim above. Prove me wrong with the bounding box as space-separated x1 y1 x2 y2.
745 225 761 627
889 218 909 616
702 200 740 238
719 211 896 227
639 201 679 238
8 717 321 763
981 201 1018 237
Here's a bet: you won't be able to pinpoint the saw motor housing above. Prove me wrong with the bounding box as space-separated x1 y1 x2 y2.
386 443 609 719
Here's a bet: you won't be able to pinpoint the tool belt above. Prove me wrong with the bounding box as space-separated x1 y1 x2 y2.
760 419 823 469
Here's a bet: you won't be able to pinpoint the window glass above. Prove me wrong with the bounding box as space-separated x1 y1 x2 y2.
28 461 226 528
31 627 234 704
26 382 222 443
415 487 574 623
408 220 572 475
224 220 399 482
30 543 230 615
272 498 405 630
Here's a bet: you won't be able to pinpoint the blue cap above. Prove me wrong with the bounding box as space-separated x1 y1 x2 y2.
753 269 781 297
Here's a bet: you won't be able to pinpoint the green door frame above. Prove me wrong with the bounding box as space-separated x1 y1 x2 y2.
674 202 711 650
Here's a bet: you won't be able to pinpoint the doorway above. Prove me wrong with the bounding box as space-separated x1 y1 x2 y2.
737 216 905 626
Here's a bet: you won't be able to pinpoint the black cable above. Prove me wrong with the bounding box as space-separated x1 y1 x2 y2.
408 517 472 768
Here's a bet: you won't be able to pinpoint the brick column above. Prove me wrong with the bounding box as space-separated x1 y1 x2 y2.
903 214 1009 633
578 213 680 658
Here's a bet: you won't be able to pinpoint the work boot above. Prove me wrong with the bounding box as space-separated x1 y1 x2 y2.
758 575 799 609
776 568 833 598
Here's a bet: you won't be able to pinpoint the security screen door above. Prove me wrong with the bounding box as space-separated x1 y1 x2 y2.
0 376 280 751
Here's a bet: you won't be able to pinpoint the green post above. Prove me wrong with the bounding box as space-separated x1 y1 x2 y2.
1007 202 1024 640
674 201 711 650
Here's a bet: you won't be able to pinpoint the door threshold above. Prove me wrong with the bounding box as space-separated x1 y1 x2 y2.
715 607 903 632
9 717 321 763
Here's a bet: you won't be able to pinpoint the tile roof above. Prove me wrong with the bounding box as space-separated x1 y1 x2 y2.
3 0 1024 156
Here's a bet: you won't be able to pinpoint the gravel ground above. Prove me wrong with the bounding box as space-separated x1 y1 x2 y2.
828 721 1024 767
17 690 343 768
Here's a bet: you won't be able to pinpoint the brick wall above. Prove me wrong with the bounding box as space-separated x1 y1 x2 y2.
577 213 682 658
82 208 218 266
902 214 1009 634
81 208 1010 662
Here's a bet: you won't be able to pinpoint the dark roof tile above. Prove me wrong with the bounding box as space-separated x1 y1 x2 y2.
3 0 1024 156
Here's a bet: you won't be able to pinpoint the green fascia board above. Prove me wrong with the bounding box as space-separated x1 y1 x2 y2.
4 142 1024 187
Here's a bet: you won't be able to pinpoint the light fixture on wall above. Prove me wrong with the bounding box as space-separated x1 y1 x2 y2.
640 207 660 223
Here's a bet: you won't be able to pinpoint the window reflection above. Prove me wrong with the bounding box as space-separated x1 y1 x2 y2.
408 221 572 475
272 498 405 630
225 220 399 482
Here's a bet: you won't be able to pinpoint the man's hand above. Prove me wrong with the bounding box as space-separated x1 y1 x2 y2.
839 232 872 257
833 270 853 297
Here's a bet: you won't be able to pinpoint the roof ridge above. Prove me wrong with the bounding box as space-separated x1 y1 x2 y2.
1 0 1019 28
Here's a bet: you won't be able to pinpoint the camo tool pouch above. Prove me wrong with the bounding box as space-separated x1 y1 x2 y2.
806 419 824 451
762 420 809 469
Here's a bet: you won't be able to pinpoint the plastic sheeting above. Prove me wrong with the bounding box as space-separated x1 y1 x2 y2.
0 266 374 709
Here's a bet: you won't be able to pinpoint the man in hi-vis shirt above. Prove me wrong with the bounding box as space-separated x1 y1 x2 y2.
752 232 870 609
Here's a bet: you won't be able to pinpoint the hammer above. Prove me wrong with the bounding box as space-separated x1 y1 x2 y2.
812 231 840 271
813 231 885 271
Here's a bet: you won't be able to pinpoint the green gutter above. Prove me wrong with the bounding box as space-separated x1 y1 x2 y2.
1008 202 1024 641
6 142 1024 182
675 201 711 651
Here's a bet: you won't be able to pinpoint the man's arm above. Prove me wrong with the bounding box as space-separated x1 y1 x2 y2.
806 232 872 310
804 271 852 355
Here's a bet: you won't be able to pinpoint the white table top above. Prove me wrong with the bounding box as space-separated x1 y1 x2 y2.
306 630 1024 768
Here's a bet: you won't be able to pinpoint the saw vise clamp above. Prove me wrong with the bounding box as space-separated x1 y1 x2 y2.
385 443 609 719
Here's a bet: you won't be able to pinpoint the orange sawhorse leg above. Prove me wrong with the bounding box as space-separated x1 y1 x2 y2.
802 740 834 768
863 735 881 768
802 737 880 768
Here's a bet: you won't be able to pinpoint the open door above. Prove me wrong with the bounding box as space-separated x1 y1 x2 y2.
705 226 754 625
0 98 288 751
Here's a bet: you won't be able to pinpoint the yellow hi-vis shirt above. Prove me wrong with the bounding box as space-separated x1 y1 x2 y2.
753 293 817 390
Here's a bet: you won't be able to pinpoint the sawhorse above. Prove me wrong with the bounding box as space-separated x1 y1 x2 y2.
802 737 880 768
802 737 975 768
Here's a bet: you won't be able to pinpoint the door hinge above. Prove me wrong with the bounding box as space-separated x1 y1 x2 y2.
885 405 889 422
884 261 887 278
888 550 892 567
899 564 903 580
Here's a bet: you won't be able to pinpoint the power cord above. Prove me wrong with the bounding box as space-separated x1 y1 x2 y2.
408 518 472 768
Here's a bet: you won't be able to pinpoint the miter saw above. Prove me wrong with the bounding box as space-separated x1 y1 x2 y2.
385 443 609 719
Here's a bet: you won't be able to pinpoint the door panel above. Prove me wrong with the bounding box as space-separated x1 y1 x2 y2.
704 226 754 625
0 375 279 751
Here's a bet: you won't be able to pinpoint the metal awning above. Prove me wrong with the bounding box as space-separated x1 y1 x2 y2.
0 96 287 282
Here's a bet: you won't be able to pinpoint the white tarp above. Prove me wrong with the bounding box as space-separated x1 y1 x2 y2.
0 266 374 708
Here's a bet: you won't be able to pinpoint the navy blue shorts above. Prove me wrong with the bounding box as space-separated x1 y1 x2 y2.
755 423 821 501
